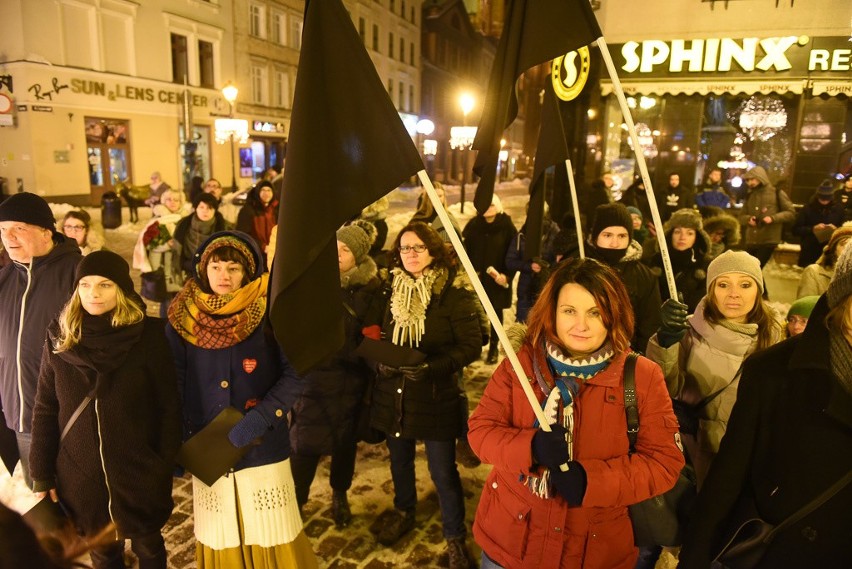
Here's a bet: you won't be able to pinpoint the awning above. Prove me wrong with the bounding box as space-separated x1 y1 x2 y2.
812 80 852 97
600 79 806 96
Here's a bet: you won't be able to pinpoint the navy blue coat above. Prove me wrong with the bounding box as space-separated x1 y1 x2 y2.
792 196 845 267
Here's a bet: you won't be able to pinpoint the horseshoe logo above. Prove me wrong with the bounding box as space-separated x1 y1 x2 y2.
552 46 591 102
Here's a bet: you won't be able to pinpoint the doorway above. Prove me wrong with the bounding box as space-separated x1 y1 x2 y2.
85 117 131 204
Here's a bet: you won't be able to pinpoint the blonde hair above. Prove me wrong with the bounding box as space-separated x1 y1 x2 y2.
54 285 144 353
825 294 852 339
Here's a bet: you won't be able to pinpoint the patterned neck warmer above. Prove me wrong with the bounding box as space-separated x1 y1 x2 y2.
829 332 852 397
168 273 268 349
389 266 443 347
545 340 615 381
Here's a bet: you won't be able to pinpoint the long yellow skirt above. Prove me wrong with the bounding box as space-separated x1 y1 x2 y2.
192 459 318 569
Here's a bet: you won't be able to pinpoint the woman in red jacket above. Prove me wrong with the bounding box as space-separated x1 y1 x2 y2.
468 258 684 569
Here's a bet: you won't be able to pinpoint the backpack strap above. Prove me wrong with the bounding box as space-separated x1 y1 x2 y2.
623 352 640 454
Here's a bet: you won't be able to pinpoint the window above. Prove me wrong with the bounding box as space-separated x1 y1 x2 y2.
171 33 189 84
250 4 266 38
288 15 302 49
398 82 404 111
252 65 268 105
389 32 394 58
274 70 291 108
271 12 285 45
390 0 396 12
409 84 415 112
372 24 379 51
400 38 404 62
388 79 393 101
198 40 214 88
410 42 414 66
358 17 366 44
401 1 406 18
411 6 415 24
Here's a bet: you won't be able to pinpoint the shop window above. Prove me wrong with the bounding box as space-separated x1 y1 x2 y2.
171 33 189 84
198 41 214 88
180 125 211 185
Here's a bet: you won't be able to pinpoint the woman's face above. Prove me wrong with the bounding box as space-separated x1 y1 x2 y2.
338 240 356 274
196 202 215 222
712 274 759 323
206 260 246 295
162 194 181 213
399 231 433 278
259 187 274 205
555 283 608 357
78 276 118 316
672 227 697 251
63 219 88 246
630 213 642 230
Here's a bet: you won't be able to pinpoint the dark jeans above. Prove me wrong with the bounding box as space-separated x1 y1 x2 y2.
290 436 359 507
634 545 662 569
15 431 32 489
385 436 465 539
90 532 167 569
746 243 776 268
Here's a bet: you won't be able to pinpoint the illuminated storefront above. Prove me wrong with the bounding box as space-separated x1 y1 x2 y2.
594 35 850 203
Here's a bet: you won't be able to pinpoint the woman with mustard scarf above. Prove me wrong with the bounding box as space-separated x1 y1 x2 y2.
165 231 317 568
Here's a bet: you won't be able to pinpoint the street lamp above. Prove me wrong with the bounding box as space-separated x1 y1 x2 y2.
222 82 239 192
453 92 476 212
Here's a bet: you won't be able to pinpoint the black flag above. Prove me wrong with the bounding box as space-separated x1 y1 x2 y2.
269 0 423 375
472 0 601 214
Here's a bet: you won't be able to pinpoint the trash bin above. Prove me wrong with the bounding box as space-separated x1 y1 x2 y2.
101 191 122 229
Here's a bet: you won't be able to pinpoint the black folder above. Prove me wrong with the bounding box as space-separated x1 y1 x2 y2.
175 407 248 487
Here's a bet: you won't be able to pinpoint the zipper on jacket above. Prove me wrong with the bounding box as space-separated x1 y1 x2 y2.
14 262 32 432
94 399 119 539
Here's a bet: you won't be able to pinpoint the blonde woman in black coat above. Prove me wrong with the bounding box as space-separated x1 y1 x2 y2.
29 251 181 569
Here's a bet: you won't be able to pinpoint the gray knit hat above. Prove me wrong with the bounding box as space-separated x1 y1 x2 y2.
827 242 852 308
336 223 371 264
706 250 764 293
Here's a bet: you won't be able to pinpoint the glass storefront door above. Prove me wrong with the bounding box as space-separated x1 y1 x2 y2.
85 117 131 204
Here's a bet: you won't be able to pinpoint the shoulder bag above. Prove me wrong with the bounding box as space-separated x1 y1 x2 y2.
624 352 698 547
713 470 852 569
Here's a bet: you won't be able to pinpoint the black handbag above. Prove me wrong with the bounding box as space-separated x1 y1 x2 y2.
623 352 697 547
140 268 167 302
713 470 852 569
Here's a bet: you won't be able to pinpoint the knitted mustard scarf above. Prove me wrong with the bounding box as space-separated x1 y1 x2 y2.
168 273 268 349
389 266 444 347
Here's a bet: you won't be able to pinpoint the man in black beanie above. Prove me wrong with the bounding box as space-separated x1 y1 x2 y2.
586 202 661 352
0 192 81 485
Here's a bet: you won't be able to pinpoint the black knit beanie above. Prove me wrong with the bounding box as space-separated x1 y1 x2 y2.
76 250 135 294
0 192 56 230
591 203 633 242
193 192 220 210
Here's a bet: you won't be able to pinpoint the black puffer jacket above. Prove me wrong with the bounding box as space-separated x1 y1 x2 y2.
29 318 181 538
370 267 481 441
462 212 518 311
645 218 712 313
288 257 384 456
0 235 80 433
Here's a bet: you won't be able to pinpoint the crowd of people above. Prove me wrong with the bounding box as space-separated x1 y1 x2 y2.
0 168 850 569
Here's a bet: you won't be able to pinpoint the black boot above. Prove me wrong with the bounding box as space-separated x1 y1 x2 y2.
377 508 416 546
446 536 472 569
485 342 499 365
332 490 352 528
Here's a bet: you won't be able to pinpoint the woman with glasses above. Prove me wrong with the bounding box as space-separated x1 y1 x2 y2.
62 210 104 256
370 222 481 569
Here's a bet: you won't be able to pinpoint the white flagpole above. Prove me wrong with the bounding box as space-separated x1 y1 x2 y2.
417 170 567 468
595 38 678 299
565 159 585 259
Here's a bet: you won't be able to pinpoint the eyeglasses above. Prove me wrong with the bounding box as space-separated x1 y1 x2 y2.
63 224 86 232
786 316 808 325
399 244 427 254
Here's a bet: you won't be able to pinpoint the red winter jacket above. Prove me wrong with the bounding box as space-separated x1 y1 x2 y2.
468 344 684 569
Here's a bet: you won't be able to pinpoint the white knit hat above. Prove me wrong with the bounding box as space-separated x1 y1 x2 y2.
706 250 763 294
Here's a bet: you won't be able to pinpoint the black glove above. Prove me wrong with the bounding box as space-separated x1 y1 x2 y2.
531 424 569 470
399 362 429 382
657 296 689 348
376 363 398 378
550 461 587 506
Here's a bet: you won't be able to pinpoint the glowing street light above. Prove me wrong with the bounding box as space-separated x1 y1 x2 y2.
456 92 476 212
218 82 242 192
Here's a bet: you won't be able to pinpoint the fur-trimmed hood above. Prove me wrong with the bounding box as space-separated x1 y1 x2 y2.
341 254 378 289
703 213 742 247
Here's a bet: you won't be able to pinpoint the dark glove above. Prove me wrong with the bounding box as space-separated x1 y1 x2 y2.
657 296 689 348
531 424 569 470
376 363 399 377
398 362 429 382
550 461 587 506
227 409 270 448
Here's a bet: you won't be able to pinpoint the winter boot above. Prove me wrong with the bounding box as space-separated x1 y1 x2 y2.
377 508 416 546
445 536 472 569
456 437 481 468
485 342 499 364
332 490 352 528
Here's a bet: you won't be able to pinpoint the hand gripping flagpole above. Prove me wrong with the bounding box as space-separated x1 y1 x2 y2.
565 160 585 259
416 170 570 472
595 38 678 300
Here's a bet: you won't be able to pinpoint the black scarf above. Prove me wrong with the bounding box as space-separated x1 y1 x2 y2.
588 243 627 266
53 313 145 395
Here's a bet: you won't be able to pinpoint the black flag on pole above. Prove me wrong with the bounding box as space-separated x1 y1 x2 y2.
269 0 423 375
472 0 601 214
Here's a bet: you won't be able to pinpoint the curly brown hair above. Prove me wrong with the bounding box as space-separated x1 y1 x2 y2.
389 221 452 273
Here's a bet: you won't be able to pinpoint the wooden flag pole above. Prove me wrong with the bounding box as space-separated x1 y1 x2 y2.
417 170 568 470
595 38 678 299
565 159 585 259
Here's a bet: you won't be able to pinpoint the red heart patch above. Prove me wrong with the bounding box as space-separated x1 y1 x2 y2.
242 359 257 373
